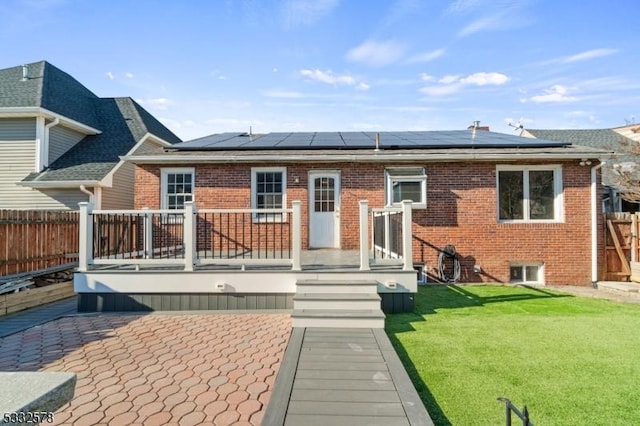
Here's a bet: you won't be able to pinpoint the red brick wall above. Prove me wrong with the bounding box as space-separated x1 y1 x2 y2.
135 161 600 286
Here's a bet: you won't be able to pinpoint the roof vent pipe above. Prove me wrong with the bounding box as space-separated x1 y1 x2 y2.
375 132 380 151
21 64 28 81
472 120 480 139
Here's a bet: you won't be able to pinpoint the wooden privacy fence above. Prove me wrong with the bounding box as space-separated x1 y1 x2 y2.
603 212 640 282
0 210 79 277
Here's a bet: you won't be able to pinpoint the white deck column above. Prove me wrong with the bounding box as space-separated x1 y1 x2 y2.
401 200 413 271
78 202 93 272
291 200 302 271
184 202 196 271
142 208 152 259
359 200 370 271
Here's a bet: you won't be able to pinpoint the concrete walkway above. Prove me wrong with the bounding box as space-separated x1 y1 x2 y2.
264 327 433 426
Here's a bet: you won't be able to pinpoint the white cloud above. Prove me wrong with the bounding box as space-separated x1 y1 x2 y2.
272 67 279 73
136 97 172 110
419 73 434 82
421 72 509 97
346 39 407 67
125 72 134 79
460 72 509 86
300 69 355 85
300 69 369 91
523 85 577 103
563 48 618 63
282 0 340 27
106 71 115 80
407 48 445 63
439 75 461 84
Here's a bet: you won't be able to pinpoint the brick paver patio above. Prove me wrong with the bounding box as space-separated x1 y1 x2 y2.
0 312 291 425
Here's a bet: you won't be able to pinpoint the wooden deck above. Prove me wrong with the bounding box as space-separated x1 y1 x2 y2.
263 327 433 425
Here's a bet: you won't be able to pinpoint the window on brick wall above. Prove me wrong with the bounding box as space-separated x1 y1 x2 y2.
251 167 286 221
385 167 427 209
161 168 194 210
510 263 544 284
497 165 563 222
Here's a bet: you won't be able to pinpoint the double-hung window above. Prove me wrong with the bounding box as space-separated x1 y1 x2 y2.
161 168 194 210
497 165 562 222
385 167 427 209
251 167 286 221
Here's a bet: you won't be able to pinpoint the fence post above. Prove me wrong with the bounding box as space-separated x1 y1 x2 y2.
183 202 196 271
142 208 152 259
78 202 93 272
359 200 370 271
291 201 302 271
401 200 413 271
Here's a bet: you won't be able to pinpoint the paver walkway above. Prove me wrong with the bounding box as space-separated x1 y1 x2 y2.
0 311 290 425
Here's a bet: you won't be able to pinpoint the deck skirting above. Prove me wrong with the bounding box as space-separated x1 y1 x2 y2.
77 292 295 312
76 292 415 313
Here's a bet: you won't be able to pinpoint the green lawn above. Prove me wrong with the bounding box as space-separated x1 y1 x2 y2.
385 285 640 426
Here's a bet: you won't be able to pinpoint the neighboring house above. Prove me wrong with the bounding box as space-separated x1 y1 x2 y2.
522 127 639 212
0 61 181 210
120 130 609 287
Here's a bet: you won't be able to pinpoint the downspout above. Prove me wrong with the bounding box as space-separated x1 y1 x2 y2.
80 185 95 207
43 117 60 169
591 161 605 286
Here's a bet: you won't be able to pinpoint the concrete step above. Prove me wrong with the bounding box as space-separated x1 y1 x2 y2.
296 279 378 294
291 309 385 328
293 293 381 310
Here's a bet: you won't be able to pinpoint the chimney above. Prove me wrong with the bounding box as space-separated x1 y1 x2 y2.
21 64 28 81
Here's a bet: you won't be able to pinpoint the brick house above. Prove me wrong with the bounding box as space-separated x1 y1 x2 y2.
125 130 608 287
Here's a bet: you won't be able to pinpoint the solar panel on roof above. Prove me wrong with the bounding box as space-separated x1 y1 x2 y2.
173 130 570 150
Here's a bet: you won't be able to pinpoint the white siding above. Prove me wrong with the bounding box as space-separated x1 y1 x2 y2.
49 125 85 164
0 118 36 140
101 161 134 209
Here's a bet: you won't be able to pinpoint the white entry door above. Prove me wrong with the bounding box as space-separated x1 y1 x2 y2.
309 172 340 248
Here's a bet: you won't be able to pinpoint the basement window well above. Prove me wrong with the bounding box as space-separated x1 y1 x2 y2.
385 167 427 209
510 263 544 284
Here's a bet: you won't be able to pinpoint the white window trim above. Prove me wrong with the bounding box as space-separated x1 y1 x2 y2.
160 167 195 210
251 167 287 222
510 263 545 285
385 167 427 209
496 165 563 223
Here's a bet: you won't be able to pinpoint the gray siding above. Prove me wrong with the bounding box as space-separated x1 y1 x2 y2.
48 125 85 164
132 139 164 155
101 161 134 209
0 118 36 140
77 293 295 312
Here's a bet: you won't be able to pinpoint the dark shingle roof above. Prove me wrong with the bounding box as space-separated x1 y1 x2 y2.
525 129 636 187
0 60 182 183
0 61 100 128
23 98 182 182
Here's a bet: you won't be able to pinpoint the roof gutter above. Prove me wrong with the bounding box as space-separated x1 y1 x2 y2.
18 180 103 189
122 151 610 164
0 107 101 135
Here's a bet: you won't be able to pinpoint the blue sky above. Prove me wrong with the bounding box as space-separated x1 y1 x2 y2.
1 0 638 140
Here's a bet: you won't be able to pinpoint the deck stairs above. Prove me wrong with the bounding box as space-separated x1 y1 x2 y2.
291 279 385 328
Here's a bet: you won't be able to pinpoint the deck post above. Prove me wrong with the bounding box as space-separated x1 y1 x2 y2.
359 200 370 271
291 201 302 271
401 200 413 271
184 202 196 271
78 202 93 272
142 207 152 259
